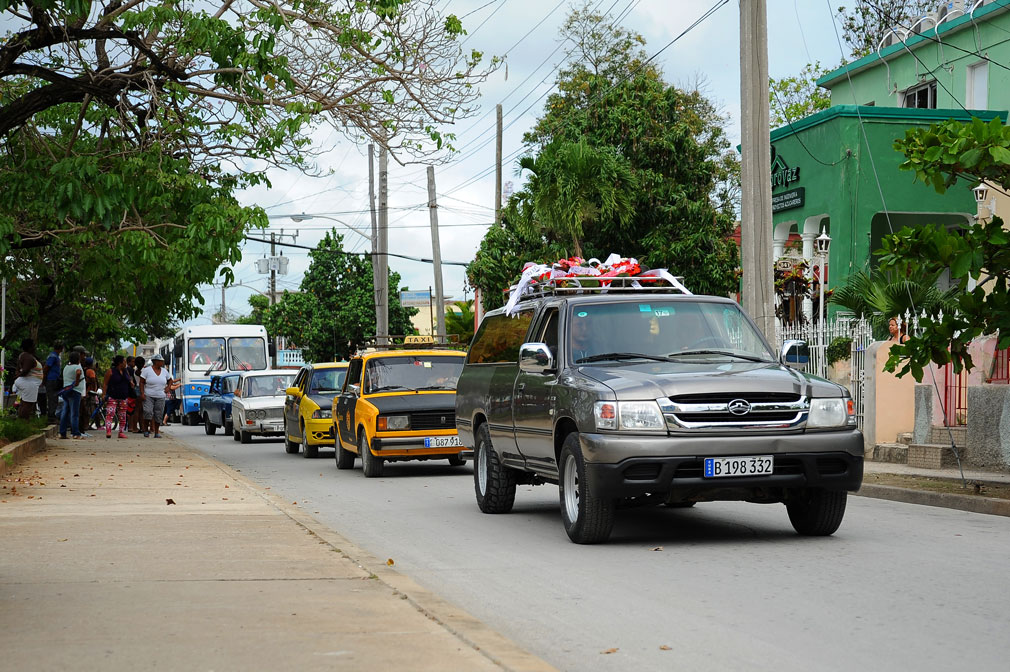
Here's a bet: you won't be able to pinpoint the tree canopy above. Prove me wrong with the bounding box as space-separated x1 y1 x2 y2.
769 62 831 129
0 1 495 346
880 116 1010 380
264 231 416 362
835 1 936 59
468 4 738 304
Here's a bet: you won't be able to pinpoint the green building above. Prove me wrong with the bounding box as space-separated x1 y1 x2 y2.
770 0 1009 321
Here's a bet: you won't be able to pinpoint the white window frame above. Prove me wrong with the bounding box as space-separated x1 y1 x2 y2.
966 61 988 109
902 81 937 109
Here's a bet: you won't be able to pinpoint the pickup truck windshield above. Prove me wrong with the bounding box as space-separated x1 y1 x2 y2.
246 374 296 397
569 300 774 363
364 356 464 394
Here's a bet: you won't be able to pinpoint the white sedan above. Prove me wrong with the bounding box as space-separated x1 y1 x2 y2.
232 370 297 444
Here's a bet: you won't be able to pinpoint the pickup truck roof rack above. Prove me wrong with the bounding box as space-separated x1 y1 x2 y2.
505 274 691 302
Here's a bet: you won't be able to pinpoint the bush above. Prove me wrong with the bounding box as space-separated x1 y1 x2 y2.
0 416 47 444
826 337 853 366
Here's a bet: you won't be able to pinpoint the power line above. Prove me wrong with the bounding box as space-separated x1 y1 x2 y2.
243 235 470 266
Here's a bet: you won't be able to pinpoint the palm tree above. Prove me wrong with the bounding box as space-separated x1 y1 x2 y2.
510 139 636 258
444 300 476 345
829 268 959 339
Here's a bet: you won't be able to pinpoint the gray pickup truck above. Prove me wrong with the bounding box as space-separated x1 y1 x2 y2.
455 284 863 544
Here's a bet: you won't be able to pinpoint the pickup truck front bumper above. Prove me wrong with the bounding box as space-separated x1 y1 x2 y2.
580 430 864 498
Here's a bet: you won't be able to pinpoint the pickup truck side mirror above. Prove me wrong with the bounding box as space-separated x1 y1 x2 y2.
780 339 810 368
519 342 555 373
285 386 302 397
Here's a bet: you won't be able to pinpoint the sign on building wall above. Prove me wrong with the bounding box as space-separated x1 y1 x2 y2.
772 187 805 213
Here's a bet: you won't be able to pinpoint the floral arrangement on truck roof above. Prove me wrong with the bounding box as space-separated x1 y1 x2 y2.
503 253 692 316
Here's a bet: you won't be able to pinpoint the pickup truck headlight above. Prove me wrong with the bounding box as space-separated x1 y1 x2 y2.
807 398 855 428
311 409 332 419
378 415 410 431
594 401 665 431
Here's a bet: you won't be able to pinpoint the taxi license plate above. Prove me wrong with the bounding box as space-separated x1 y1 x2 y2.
424 436 462 448
704 455 774 478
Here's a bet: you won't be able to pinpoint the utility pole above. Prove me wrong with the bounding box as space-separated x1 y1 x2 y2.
427 166 446 344
739 0 776 341
376 149 389 348
270 232 278 366
368 145 381 342
495 103 503 225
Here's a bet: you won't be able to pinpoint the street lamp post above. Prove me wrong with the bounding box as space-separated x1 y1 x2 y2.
287 213 383 347
814 228 831 377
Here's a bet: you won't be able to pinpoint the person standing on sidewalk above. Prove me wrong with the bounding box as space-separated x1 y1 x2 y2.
42 343 63 423
15 339 44 420
128 356 145 433
102 355 133 439
139 354 171 438
59 352 85 439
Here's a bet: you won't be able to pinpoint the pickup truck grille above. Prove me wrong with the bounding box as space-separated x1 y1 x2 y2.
410 411 455 431
659 394 807 430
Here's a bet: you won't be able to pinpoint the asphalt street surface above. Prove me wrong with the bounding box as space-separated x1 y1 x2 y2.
174 425 1010 672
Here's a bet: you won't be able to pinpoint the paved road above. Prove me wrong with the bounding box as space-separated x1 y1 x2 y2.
174 425 1010 672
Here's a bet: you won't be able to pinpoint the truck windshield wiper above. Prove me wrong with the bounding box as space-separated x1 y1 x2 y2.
370 384 415 392
576 352 673 364
669 349 770 363
415 385 452 391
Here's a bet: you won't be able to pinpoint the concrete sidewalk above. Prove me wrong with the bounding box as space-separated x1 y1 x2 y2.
0 433 555 672
857 458 1010 517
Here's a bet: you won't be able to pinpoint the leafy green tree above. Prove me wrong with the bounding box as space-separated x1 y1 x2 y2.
769 62 832 128
510 138 636 258
473 4 739 301
236 295 272 326
265 231 416 362
0 1 496 344
877 116 1010 379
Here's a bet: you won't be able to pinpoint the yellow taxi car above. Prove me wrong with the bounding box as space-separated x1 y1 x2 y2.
283 362 349 458
332 349 466 477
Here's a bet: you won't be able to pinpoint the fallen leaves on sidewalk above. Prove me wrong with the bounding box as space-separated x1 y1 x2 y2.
659 645 672 651
386 558 395 566
601 648 618 655
166 498 175 505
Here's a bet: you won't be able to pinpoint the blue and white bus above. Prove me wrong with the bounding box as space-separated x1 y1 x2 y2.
160 324 272 424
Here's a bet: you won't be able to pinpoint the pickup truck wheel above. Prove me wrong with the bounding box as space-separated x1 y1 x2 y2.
301 426 318 458
224 421 233 436
559 433 615 544
473 424 515 514
360 434 383 477
233 428 241 442
203 413 217 435
787 488 847 536
447 455 466 466
336 440 355 470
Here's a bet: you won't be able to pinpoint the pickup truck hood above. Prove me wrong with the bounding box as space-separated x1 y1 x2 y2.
306 393 339 409
235 394 286 410
577 361 845 400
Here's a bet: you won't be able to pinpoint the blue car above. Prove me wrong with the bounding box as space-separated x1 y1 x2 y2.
199 373 240 435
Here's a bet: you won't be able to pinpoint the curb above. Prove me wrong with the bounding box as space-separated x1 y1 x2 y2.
0 426 56 477
191 449 558 672
855 483 1010 517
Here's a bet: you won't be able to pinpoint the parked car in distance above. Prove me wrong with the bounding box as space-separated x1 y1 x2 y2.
455 280 864 544
200 373 241 435
232 370 297 444
333 349 467 477
284 362 349 458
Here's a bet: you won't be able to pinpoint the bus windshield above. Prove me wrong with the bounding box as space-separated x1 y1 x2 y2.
229 337 268 371
188 338 226 371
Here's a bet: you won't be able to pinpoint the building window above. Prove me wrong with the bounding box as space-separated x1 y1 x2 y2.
902 81 937 109
967 61 988 109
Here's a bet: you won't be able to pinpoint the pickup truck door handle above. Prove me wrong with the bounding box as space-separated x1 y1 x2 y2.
517 383 525 392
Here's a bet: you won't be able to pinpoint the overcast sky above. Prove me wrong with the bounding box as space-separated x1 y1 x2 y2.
194 0 851 326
